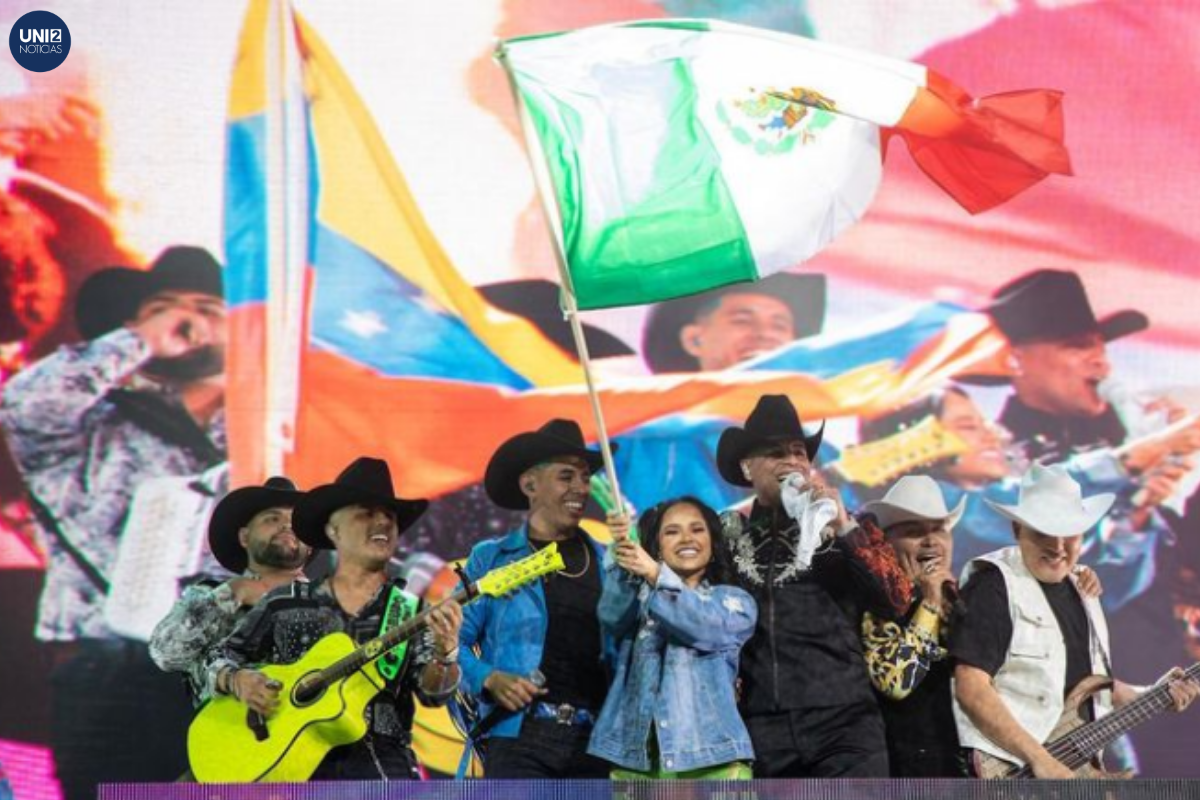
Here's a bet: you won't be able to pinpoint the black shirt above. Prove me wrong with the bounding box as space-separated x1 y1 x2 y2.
950 564 1095 697
879 601 962 777
533 534 607 711
998 395 1127 464
723 503 889 713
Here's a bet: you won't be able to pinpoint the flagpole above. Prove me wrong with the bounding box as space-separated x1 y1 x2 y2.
496 43 627 520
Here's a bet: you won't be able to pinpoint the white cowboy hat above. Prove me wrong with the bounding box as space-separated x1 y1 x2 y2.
861 475 966 532
984 463 1114 538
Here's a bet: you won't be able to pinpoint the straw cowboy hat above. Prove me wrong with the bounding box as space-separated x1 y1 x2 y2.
984 463 1114 538
861 475 966 532
292 457 428 549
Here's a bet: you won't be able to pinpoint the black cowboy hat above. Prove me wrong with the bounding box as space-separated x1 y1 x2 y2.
484 418 617 510
292 457 429 549
207 477 304 574
716 395 825 487
75 246 223 340
959 268 1149 386
641 272 827 374
986 268 1148 346
480 279 633 359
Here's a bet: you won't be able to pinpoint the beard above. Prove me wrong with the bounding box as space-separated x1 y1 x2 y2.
144 346 226 382
253 538 308 570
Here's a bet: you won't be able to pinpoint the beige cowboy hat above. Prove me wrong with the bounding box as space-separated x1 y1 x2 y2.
861 475 966 532
984 463 1114 538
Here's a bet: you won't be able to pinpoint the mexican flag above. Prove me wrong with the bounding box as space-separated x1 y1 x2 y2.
500 19 1071 310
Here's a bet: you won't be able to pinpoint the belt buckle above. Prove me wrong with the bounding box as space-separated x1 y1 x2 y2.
554 703 575 725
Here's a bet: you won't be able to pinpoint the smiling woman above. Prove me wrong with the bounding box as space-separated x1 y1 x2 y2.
588 496 756 779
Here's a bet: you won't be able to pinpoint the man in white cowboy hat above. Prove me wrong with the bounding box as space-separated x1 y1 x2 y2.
715 394 901 777
860 474 1106 777
149 476 310 705
952 464 1200 778
210 457 463 780
456 418 623 778
859 475 966 777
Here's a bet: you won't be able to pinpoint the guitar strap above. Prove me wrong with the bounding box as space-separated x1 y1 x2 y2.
377 586 420 681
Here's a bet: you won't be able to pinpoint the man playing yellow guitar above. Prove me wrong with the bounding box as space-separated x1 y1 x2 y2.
203 457 462 781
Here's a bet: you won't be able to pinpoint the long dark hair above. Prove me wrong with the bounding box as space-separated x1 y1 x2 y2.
636 496 737 587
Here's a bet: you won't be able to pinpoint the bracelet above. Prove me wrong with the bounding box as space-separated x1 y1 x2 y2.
435 646 460 665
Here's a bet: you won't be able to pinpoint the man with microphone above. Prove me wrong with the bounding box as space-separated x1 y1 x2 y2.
455 419 619 778
858 474 1106 776
0 246 227 799
714 395 904 777
977 269 1200 774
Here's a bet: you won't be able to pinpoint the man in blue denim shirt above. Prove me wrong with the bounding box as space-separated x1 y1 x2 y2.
457 419 616 778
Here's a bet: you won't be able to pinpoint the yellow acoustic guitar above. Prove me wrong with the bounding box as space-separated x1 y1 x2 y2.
970 662 1199 778
833 415 968 487
187 543 565 783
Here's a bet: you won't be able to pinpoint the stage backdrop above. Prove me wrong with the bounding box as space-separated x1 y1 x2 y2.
1 1 1199 796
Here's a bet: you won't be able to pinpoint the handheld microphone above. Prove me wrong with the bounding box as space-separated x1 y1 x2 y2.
470 669 546 739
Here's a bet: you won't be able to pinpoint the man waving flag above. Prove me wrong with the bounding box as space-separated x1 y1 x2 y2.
499 19 1071 310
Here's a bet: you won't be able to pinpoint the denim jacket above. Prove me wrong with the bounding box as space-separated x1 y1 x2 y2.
457 524 612 741
587 556 757 773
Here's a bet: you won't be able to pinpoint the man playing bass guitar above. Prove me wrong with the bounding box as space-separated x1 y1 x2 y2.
952 465 1199 778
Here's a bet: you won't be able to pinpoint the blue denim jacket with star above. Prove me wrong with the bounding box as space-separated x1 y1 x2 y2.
587 556 757 773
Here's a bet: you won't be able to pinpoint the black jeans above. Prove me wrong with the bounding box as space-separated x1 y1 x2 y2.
747 701 889 778
311 735 420 780
484 718 609 778
49 639 193 800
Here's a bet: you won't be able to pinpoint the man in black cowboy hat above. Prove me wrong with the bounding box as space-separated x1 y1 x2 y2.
983 269 1199 480
0 245 226 799
149 477 310 705
609 273 828 515
456 419 621 778
641 272 826 375
985 270 1200 774
404 279 633 560
716 394 897 777
211 457 462 780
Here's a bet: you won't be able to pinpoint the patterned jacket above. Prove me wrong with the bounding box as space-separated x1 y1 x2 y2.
149 577 258 703
209 577 453 743
0 329 226 640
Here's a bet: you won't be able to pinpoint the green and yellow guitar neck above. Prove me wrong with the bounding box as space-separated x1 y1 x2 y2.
187 543 565 783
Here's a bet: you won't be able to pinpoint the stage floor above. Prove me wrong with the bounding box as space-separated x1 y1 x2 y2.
98 779 1200 800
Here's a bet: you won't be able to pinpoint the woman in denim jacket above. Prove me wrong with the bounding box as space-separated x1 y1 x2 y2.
589 497 757 778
